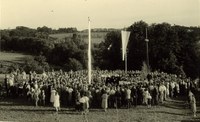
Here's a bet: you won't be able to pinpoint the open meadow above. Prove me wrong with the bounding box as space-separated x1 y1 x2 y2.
0 52 30 79
0 52 29 62
0 97 200 122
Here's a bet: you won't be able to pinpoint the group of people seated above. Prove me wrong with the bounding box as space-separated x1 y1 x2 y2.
1 69 199 116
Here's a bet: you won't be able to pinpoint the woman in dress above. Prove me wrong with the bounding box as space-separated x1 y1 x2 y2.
188 90 197 117
143 88 149 105
101 91 109 112
54 91 60 112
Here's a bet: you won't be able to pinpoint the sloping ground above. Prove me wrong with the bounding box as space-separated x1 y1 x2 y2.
0 97 199 122
0 52 28 62
0 52 30 74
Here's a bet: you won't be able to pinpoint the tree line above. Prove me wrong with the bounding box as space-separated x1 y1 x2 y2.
0 21 200 79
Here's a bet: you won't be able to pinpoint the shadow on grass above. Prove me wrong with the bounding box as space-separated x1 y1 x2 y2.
155 110 187 116
181 117 200 122
161 103 186 110
8 108 83 115
0 101 33 107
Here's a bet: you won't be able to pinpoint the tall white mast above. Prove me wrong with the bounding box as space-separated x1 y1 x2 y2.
88 17 92 84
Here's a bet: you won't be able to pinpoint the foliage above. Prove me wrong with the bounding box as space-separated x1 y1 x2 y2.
1 23 200 79
95 31 123 70
47 34 87 69
22 55 49 73
64 58 83 71
95 21 200 79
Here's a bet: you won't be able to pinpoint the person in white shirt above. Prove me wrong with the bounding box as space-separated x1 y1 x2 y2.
159 83 166 103
79 93 89 114
101 91 109 112
126 87 131 108
50 88 56 104
22 71 27 80
143 88 149 105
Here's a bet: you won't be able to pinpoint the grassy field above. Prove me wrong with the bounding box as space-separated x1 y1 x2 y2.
0 97 199 122
0 52 30 75
49 32 107 44
0 52 28 62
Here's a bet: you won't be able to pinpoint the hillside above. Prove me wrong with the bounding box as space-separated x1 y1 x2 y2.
0 52 30 74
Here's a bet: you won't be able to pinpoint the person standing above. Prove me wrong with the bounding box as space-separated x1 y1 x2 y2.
126 87 131 108
4 74 9 97
54 92 60 112
102 91 109 112
115 87 122 108
188 90 197 117
50 88 56 105
159 83 166 104
83 93 90 113
79 93 89 114
131 85 138 107
109 87 116 108
152 84 158 105
143 89 149 105
40 90 46 106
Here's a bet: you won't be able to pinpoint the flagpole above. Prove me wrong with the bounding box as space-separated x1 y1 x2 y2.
125 50 127 73
88 17 92 84
145 28 149 73
121 30 130 74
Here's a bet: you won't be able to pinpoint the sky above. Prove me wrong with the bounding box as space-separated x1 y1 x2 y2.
0 0 200 30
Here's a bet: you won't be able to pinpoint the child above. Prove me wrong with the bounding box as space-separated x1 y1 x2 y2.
147 91 152 108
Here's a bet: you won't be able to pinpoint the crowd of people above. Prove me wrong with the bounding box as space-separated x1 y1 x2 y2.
1 69 199 116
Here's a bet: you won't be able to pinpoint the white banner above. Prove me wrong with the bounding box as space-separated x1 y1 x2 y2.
121 30 130 61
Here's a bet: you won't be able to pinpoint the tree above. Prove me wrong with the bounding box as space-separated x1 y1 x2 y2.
64 58 83 71
23 56 49 73
96 31 122 70
37 26 52 34
127 21 148 70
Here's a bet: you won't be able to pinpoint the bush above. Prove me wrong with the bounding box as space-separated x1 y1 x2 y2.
64 58 83 71
23 56 49 73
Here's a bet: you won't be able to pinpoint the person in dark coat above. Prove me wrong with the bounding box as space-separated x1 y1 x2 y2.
152 85 159 105
131 85 138 107
115 87 122 108
137 85 143 105
4 75 9 97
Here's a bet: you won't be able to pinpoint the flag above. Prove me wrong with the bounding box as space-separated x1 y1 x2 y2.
121 30 130 61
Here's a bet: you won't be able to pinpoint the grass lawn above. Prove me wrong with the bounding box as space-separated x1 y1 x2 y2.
0 52 30 74
0 97 199 122
0 52 29 62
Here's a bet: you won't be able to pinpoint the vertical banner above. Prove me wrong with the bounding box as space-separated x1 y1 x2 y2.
121 30 130 61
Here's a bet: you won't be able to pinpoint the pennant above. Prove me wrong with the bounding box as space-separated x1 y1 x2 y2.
121 30 130 61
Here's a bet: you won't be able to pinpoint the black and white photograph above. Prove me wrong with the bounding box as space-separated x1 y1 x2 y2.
0 0 200 121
